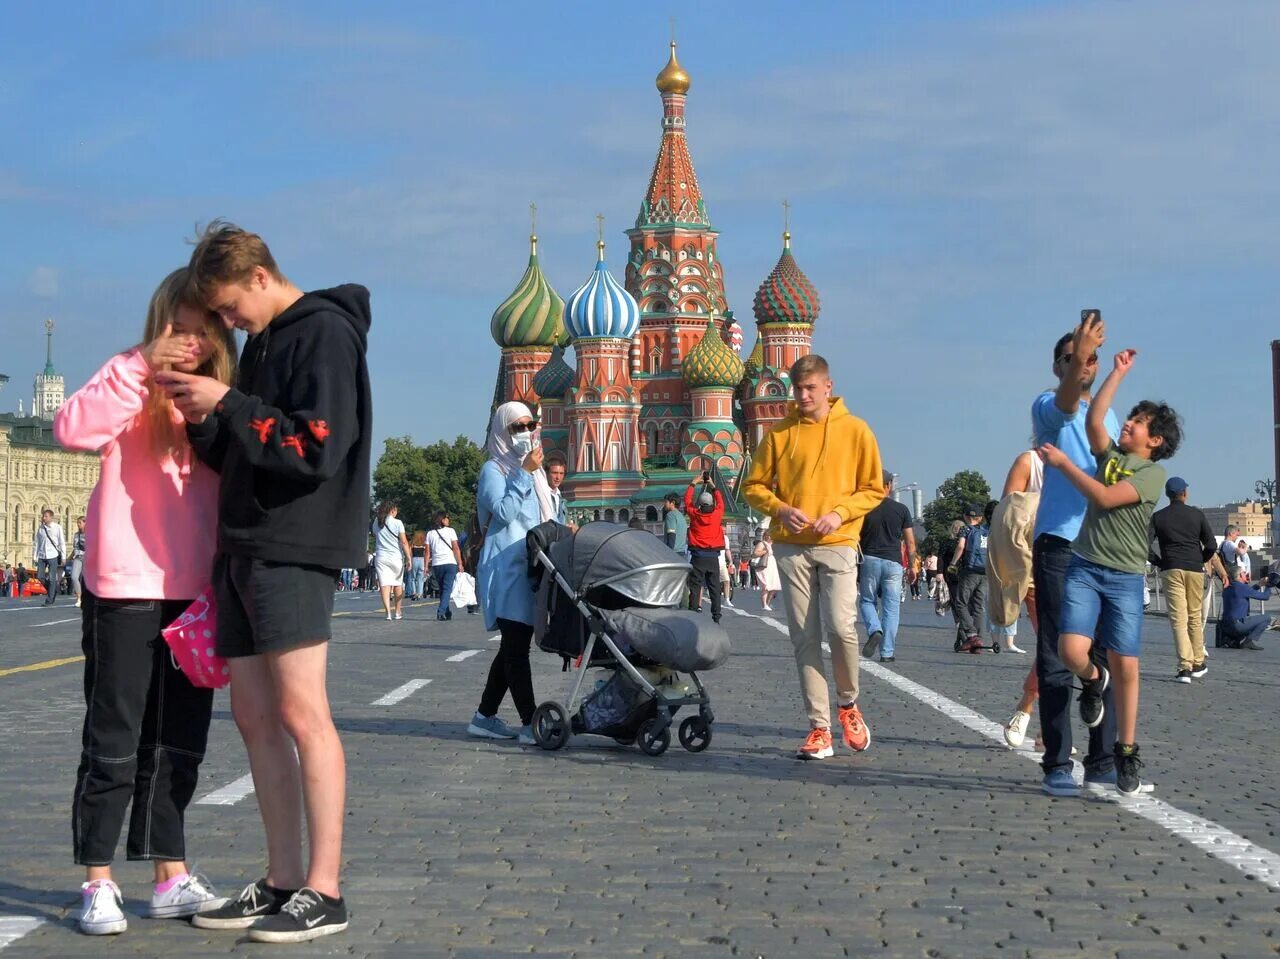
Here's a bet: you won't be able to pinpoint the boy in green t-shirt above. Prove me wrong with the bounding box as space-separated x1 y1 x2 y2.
1038 347 1181 795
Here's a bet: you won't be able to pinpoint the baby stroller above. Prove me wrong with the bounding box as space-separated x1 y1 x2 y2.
526 521 730 756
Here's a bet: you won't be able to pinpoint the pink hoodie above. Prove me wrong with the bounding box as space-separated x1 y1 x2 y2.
54 349 219 600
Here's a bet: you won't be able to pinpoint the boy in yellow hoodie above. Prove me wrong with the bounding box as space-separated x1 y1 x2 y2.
743 354 886 759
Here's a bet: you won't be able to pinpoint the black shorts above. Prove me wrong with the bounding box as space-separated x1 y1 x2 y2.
213 553 338 658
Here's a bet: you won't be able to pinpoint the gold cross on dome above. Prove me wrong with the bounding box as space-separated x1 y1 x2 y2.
596 212 605 243
782 199 790 233
529 202 537 235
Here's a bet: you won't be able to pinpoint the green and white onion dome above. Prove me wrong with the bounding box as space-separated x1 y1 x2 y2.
490 235 567 348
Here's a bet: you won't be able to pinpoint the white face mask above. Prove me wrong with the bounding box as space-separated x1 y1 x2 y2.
511 431 538 456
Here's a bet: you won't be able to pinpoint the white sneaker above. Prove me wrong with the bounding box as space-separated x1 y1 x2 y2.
148 872 227 919
385 613 393 621
393 611 403 620
723 598 734 607
1003 711 1031 748
1006 643 1027 654
79 879 127 935
761 604 773 611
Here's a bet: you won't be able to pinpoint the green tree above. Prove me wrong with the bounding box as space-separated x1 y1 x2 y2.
372 435 486 533
921 469 992 555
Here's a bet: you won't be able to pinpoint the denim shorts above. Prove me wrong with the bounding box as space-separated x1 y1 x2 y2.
1059 555 1145 657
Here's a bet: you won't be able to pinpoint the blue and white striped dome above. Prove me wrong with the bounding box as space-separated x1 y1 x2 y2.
563 242 640 340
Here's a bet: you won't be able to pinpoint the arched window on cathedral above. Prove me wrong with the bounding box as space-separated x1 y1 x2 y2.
646 506 659 522
649 349 661 376
618 509 629 523
605 509 616 523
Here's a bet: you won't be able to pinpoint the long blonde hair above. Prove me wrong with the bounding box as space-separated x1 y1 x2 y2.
143 268 237 457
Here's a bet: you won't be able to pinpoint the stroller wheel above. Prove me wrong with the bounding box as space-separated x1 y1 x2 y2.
531 701 570 751
678 715 712 753
992 642 1000 654
636 718 671 757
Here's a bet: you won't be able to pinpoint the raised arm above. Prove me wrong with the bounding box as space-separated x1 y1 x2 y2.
1054 312 1105 416
1086 349 1136 456
1037 444 1140 510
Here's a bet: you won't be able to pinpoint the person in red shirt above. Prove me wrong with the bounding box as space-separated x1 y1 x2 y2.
684 472 726 622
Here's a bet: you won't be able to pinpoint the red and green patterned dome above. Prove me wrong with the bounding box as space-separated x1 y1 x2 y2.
752 233 820 326
683 321 745 389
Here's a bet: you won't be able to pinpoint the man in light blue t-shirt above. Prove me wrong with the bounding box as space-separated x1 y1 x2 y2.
1032 312 1121 797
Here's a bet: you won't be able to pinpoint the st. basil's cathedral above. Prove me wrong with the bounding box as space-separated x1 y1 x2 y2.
488 41 821 527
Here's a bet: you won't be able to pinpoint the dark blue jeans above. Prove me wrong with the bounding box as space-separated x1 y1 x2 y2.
37 557 59 603
1034 534 1116 776
1223 614 1268 646
434 564 458 619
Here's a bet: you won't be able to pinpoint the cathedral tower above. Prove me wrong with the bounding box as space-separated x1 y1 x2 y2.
33 319 64 421
490 227 566 408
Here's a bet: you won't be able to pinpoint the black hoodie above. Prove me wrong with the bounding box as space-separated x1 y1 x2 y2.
188 284 372 569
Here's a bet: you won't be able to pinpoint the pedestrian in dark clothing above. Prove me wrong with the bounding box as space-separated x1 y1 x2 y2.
684 472 725 623
1220 568 1278 650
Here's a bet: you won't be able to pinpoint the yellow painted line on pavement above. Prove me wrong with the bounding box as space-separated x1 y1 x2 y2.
0 655 84 678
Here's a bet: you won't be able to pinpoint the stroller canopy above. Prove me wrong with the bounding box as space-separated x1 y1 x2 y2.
553 522 690 608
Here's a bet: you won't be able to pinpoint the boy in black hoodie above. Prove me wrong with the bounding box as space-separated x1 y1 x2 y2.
156 221 370 943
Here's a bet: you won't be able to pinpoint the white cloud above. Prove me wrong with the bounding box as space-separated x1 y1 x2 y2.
29 266 58 298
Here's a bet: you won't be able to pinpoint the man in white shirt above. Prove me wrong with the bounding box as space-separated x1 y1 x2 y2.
545 454 570 526
33 509 66 606
428 511 465 622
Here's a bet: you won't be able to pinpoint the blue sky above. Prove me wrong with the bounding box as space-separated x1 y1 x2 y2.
3 0 1277 508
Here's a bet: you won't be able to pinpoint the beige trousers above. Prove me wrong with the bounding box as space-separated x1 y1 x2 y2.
772 543 860 729
1163 568 1205 671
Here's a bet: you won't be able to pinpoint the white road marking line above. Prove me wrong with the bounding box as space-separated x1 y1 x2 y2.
734 607 1280 892
0 917 45 950
371 678 432 706
488 635 501 642
194 773 255 807
30 617 79 628
445 649 482 662
0 606 56 613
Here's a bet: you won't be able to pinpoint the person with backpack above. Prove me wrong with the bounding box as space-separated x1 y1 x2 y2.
949 504 990 652
683 471 726 623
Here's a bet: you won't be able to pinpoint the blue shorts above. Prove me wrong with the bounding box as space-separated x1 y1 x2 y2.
1059 555 1145 657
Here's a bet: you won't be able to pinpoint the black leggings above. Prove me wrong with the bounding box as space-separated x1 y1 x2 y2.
478 618 536 726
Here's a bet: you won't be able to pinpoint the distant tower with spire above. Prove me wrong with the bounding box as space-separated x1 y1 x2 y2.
33 318 65 421
625 37 736 470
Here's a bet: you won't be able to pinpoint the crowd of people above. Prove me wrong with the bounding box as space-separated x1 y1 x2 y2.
25 223 1276 947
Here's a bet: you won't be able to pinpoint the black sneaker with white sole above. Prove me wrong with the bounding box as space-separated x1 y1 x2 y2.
1115 743 1147 795
1078 664 1109 728
247 887 348 943
1190 662 1207 679
1175 669 1191 684
190 878 296 930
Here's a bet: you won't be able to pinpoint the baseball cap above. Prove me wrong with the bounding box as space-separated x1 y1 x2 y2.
963 503 983 518
697 490 715 511
1165 476 1188 496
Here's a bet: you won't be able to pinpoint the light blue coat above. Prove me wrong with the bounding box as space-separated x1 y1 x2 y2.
476 460 541 631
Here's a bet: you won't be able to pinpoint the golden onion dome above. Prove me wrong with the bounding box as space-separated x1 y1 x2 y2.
656 41 691 95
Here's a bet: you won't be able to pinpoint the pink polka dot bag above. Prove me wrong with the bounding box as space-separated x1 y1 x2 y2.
161 590 231 689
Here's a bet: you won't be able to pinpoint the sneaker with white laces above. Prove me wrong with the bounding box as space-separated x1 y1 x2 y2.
248 887 348 943
1003 710 1031 748
79 879 127 936
147 872 227 919
190 878 296 930
467 712 518 740
796 726 834 760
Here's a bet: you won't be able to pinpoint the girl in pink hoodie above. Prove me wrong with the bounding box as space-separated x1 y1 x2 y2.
55 268 237 936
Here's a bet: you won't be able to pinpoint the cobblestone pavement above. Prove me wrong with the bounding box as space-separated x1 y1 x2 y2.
1 588 1277 958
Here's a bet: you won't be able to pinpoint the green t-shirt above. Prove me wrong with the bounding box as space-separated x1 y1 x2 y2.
1073 442 1166 574
664 508 688 553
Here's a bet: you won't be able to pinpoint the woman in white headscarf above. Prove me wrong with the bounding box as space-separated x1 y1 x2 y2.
467 401 546 744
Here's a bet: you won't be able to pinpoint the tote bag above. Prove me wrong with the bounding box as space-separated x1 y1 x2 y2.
161 590 231 690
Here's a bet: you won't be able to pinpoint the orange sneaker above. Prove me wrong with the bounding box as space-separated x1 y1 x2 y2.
796 726 834 760
837 703 871 752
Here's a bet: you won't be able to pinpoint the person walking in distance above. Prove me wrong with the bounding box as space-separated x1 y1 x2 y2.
408 530 427 601
428 511 464 621
1039 345 1180 796
752 532 782 611
662 492 688 555
743 354 885 760
372 502 411 621
859 471 916 663
1031 312 1120 798
1149 477 1225 682
56 267 237 936
34 509 66 606
69 516 87 608
948 505 990 652
160 222 371 942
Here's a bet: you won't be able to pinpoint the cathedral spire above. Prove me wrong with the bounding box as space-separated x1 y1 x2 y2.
639 40 706 228
43 318 55 375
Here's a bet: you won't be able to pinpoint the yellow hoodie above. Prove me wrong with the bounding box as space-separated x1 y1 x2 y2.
742 397 885 547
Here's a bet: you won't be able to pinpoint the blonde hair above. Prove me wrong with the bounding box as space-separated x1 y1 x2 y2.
186 220 285 305
142 268 237 457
